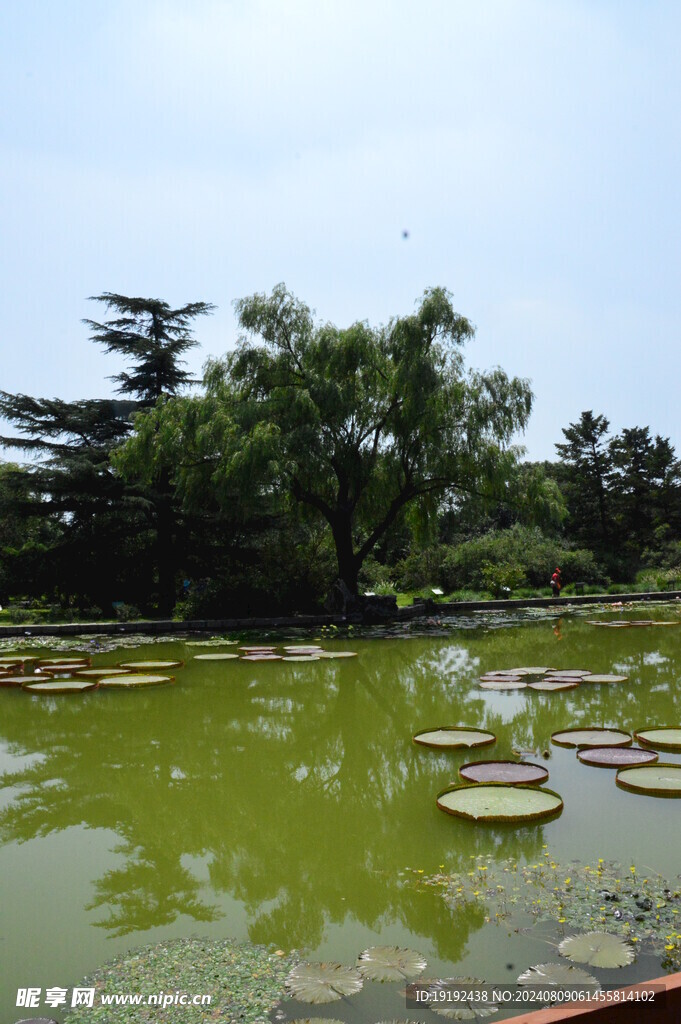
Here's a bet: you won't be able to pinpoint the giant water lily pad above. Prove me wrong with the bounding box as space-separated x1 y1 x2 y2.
239 646 277 652
558 932 634 968
413 728 496 750
317 651 358 658
517 962 600 989
616 763 681 796
241 654 283 661
45 662 94 675
436 784 563 822
356 945 426 982
285 962 363 1003
459 761 549 785
513 667 555 674
551 728 631 749
22 678 98 694
119 659 184 670
37 656 91 666
580 674 628 684
1 674 38 687
281 655 319 662
578 746 658 768
479 680 526 691
634 727 681 751
528 679 580 691
75 667 132 677
98 673 174 688
546 670 591 678
193 652 240 660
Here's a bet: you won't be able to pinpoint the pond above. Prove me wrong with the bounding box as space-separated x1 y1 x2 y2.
2 607 681 1021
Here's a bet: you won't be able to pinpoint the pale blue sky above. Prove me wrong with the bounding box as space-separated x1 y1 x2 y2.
1 0 679 459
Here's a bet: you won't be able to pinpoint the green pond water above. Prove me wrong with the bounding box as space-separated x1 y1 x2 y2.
2 608 681 1021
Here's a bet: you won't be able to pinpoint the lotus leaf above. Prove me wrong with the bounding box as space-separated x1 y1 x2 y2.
437 784 563 822
634 727 681 751
616 763 681 796
551 728 631 749
356 945 427 981
517 962 600 989
577 746 658 768
285 962 363 1003
413 728 496 750
459 761 548 785
558 931 634 968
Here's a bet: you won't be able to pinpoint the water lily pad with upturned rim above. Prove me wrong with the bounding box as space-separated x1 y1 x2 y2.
458 760 549 785
479 680 527 691
356 945 427 982
545 670 592 678
281 655 320 662
577 746 658 768
22 678 99 694
634 727 681 751
98 673 174 688
436 783 563 823
528 679 580 691
413 727 496 750
118 659 184 670
285 962 363 1003
558 931 634 968
551 728 631 749
1 675 36 687
580 674 628 684
193 652 240 661
616 763 681 797
75 667 133 677
316 651 358 658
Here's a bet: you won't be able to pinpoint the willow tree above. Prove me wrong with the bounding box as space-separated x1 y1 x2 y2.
199 285 533 599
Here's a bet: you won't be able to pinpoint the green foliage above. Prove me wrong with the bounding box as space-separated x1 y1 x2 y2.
479 560 526 597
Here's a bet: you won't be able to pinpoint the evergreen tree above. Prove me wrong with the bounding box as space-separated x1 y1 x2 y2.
555 411 612 549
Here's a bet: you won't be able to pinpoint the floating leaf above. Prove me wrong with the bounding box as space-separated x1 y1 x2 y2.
428 978 498 1019
577 746 658 768
634 727 681 751
483 668 526 676
193 653 240 661
119 660 183 669
513 667 555 674
22 678 98 694
436 784 563 822
75 667 132 677
558 932 634 968
281 655 320 662
239 646 277 652
479 680 527 691
37 656 91 666
517 962 600 989
98 673 174 688
545 670 591 678
459 761 548 785
551 728 631 749
241 654 283 661
479 675 523 683
616 763 681 796
528 679 580 691
580 674 628 684
356 945 427 982
317 651 358 658
0 675 41 687
291 1019 346 1024
413 728 496 750
285 962 363 1003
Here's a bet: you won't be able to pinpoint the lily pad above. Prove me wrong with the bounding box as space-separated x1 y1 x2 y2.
483 669 526 676
479 680 527 690
517 962 600 989
193 653 240 661
118 660 184 669
413 727 496 750
356 945 427 982
458 761 549 785
428 978 498 1019
37 656 91 666
577 746 659 768
634 727 681 751
436 784 563 822
316 651 358 658
528 679 580 691
1 674 38 687
558 931 634 968
580 674 628 684
551 728 632 749
239 646 277 652
283 645 324 652
285 962 363 1003
513 667 555 674
75 667 133 677
545 670 591 678
22 678 98 694
241 654 283 661
281 655 320 662
616 763 681 796
98 673 174 688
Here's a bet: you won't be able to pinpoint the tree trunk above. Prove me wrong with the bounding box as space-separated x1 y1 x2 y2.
155 469 176 615
331 513 360 595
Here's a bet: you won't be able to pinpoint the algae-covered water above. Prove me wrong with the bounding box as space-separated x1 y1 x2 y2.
1 607 681 1020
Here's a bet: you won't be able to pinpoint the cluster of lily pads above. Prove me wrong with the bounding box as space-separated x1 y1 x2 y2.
588 619 681 629
552 725 681 797
478 665 628 692
194 643 358 662
282 935 637 1021
0 653 184 693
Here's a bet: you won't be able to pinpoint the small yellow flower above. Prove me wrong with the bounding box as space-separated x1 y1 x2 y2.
558 917 566 923
666 944 675 951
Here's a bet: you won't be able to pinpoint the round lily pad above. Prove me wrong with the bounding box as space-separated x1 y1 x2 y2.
459 760 549 785
517 962 600 989
283 645 323 651
281 655 320 662
578 746 659 768
580 674 628 684
193 653 240 661
513 666 555 674
75 667 133 677
118 660 184 670
285 962 363 1003
241 654 283 661
436 783 563 822
413 727 496 750
98 673 174 688
528 679 580 691
483 668 526 676
545 670 591 678
634 727 681 751
22 678 98 694
0 674 35 687
37 656 91 666
239 646 277 652
558 931 634 968
551 728 632 749
316 651 357 658
616 763 681 796
43 662 93 675
479 674 523 684
356 945 427 982
479 680 527 690
427 978 499 1019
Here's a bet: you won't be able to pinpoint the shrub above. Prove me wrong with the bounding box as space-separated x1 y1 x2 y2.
480 560 526 597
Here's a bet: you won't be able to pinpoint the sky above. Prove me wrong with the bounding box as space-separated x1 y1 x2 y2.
1 0 680 461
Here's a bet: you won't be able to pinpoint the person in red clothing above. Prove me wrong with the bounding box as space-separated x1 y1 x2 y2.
550 567 562 597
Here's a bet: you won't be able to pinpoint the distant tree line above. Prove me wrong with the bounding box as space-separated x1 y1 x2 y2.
1 288 680 619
